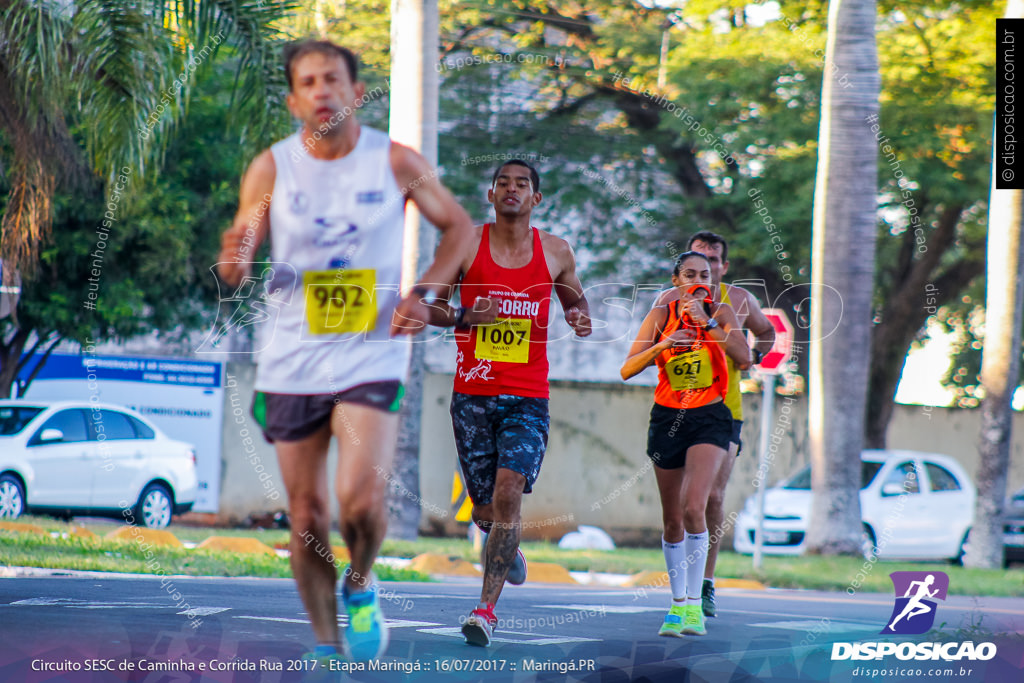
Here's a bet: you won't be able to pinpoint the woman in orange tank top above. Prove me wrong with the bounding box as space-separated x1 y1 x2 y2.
620 251 750 638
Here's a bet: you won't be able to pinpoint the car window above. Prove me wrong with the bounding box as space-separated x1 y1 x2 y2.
0 406 44 435
98 410 138 440
883 460 919 494
862 461 884 488
783 462 883 491
925 462 962 492
782 466 811 490
127 416 155 439
30 409 89 444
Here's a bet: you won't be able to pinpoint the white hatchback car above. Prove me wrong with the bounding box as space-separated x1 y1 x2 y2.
733 450 975 562
0 400 198 528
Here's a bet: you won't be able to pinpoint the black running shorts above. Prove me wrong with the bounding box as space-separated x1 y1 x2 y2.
646 401 733 470
731 419 743 456
253 381 404 443
451 392 549 506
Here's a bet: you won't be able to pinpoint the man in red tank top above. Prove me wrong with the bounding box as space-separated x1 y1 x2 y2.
425 159 591 646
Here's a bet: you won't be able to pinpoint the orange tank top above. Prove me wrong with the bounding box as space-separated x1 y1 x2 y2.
653 301 729 410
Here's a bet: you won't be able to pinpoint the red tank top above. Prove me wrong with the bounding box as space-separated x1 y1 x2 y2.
653 301 729 409
454 224 553 398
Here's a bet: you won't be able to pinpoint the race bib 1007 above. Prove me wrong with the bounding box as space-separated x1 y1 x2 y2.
475 318 531 363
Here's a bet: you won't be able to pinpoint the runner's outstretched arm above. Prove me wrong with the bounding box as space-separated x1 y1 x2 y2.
217 151 275 287
551 239 591 337
736 287 776 364
389 143 474 335
621 307 672 380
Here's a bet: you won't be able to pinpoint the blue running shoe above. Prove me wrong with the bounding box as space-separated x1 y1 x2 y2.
300 644 342 682
342 581 389 661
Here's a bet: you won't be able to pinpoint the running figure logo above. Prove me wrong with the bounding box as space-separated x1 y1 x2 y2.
197 263 296 354
456 349 494 383
881 571 949 635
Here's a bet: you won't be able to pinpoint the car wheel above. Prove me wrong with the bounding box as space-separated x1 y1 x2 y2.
136 483 173 529
861 525 878 561
0 474 25 519
949 530 970 566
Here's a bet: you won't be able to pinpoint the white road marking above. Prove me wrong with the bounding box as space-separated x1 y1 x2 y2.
538 603 663 614
178 607 231 616
13 598 161 609
10 597 232 613
235 616 308 624
234 616 442 629
749 620 877 631
417 627 600 645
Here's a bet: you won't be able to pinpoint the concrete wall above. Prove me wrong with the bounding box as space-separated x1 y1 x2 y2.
419 372 1024 545
218 363 289 524
215 364 1024 543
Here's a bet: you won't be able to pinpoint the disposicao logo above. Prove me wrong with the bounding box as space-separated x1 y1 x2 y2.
831 571 997 663
881 571 948 635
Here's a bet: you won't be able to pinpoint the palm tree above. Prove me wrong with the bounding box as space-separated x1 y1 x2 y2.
804 0 880 555
965 0 1024 570
0 0 289 286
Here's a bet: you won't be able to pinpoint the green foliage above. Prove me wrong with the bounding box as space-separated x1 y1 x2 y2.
0 0 1002 405
428 0 998 401
0 64 251 363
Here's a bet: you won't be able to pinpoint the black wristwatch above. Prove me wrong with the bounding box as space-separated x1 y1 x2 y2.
705 317 719 331
453 306 468 329
411 285 439 305
751 348 764 365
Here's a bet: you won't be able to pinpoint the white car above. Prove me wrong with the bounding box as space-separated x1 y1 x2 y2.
733 450 975 562
0 400 198 528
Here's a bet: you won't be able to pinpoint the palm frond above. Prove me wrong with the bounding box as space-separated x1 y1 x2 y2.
0 0 295 280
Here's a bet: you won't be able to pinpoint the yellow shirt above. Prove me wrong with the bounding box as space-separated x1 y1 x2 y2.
720 283 743 421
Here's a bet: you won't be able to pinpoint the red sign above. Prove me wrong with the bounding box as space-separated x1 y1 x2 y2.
757 308 794 374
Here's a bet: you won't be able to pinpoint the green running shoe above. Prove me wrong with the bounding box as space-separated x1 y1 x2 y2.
682 603 707 636
658 603 687 638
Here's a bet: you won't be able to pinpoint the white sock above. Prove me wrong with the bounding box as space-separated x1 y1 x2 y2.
662 536 687 602
684 531 709 606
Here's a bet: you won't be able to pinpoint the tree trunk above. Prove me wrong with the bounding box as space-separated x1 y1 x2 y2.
0 327 32 398
805 0 880 555
864 203 984 447
387 0 440 540
967 0 1024 566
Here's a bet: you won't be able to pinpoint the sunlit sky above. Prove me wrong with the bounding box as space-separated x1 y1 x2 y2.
894 320 957 407
896 320 1024 410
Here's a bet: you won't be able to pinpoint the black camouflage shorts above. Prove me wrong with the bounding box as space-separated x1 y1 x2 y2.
450 392 550 506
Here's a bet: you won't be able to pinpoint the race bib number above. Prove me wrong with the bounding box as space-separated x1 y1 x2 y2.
475 318 531 363
303 269 376 335
666 347 713 392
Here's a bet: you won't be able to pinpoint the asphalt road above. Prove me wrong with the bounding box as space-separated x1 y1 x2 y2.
1 573 1022 683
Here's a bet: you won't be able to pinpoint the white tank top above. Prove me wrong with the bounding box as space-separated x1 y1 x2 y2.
255 127 410 394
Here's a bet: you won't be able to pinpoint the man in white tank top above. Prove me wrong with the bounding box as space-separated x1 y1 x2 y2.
217 40 473 664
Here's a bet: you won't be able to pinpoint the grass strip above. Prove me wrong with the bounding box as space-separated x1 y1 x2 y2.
0 530 426 582
5 516 1022 596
